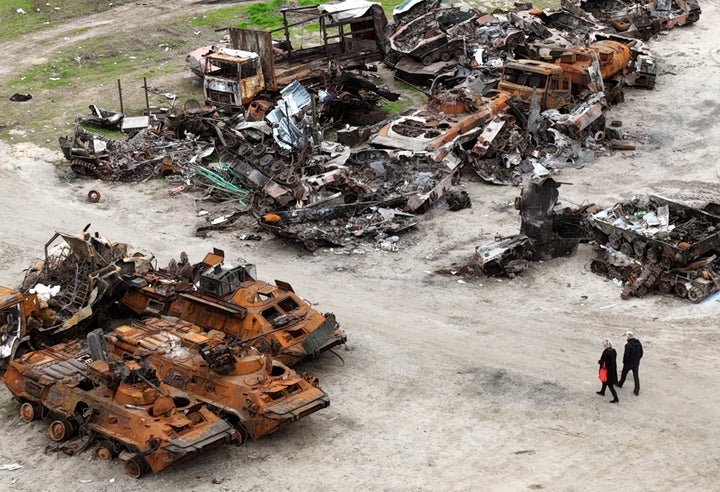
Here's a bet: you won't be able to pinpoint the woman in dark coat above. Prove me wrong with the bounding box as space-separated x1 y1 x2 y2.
597 339 619 403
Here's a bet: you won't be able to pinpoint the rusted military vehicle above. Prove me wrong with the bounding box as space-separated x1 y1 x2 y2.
120 249 346 366
498 40 631 110
105 317 330 442
3 334 239 478
0 228 137 366
587 195 720 301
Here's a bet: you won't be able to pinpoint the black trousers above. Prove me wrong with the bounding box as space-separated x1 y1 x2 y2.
599 382 618 400
618 364 640 393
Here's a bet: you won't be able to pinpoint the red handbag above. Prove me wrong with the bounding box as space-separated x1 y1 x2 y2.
599 362 607 383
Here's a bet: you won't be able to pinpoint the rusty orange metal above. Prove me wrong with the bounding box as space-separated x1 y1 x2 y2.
121 250 346 366
2 340 239 478
499 59 571 109
106 317 329 441
553 40 631 89
371 91 511 152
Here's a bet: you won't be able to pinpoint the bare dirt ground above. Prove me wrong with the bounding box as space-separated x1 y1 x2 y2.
1 1 720 491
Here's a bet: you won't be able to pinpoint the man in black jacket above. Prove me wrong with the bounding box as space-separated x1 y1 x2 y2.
617 331 643 395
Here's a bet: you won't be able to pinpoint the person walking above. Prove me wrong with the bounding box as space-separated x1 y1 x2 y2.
597 339 619 403
617 331 643 395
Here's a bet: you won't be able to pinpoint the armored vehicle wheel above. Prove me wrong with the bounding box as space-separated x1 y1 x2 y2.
421 54 433 66
590 260 607 274
93 440 119 460
658 279 673 294
674 283 688 298
95 163 114 179
124 456 149 479
633 241 647 257
687 287 704 303
137 163 154 179
48 419 74 442
620 241 634 257
608 233 622 249
70 159 90 176
440 51 451 61
20 402 40 422
303 239 319 252
646 247 661 264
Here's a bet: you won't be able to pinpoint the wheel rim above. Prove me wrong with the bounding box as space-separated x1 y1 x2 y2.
93 444 115 461
124 457 145 479
20 402 36 423
658 280 673 294
87 190 101 203
688 288 703 303
674 283 687 298
48 420 68 442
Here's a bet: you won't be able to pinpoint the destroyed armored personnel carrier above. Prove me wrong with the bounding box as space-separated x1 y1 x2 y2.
3 335 239 478
587 195 720 301
121 249 346 366
0 228 135 365
105 318 330 442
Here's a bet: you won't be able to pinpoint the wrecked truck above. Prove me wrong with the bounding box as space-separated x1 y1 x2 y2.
0 229 133 366
3 334 239 478
106 318 330 443
196 47 266 110
120 249 346 366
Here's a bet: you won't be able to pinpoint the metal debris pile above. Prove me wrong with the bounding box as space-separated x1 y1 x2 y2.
437 176 590 278
59 122 211 181
58 0 701 251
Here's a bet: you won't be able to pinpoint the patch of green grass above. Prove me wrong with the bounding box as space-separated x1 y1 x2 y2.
381 99 413 116
8 51 156 91
0 0 137 41
191 0 328 31
0 399 18 417
189 6 246 27
80 124 125 139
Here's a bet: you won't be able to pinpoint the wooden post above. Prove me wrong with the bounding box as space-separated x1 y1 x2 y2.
143 77 150 115
281 9 291 61
117 79 124 114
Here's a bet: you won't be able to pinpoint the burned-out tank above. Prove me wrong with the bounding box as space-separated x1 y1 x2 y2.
105 317 330 442
121 249 346 366
2 336 239 478
587 195 720 301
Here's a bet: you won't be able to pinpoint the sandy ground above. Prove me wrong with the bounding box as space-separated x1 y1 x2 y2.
1 1 720 491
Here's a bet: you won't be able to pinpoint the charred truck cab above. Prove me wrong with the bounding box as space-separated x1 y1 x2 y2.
202 47 265 109
499 60 571 110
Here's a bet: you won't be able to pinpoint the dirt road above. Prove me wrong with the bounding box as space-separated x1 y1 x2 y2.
0 1 719 491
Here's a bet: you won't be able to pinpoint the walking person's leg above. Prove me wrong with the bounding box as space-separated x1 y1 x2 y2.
618 365 629 387
609 384 619 402
597 382 607 395
632 366 640 395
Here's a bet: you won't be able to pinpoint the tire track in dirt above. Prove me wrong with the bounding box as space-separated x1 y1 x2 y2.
0 1 243 84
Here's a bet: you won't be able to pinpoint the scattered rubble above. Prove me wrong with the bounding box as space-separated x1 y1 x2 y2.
57 0 702 253
437 176 589 278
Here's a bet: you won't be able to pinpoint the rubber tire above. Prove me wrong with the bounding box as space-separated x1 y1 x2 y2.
124 456 148 479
